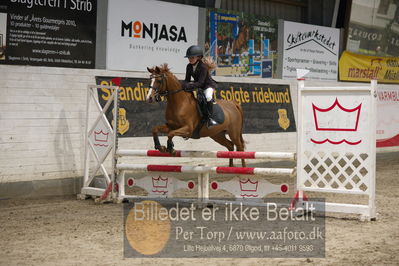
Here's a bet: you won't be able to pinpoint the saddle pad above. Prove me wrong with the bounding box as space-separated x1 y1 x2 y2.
191 102 225 139
211 103 225 124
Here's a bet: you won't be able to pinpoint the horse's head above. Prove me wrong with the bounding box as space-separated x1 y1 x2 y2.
146 65 167 103
146 64 180 103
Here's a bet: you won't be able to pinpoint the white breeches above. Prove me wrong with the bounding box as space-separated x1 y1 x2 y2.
204 87 214 102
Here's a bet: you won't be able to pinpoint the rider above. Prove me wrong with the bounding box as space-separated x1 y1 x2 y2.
182 45 218 127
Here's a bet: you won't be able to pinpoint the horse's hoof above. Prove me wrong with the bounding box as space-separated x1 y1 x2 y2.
158 146 167 153
167 149 176 156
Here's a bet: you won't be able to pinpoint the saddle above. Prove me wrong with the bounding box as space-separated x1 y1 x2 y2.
191 90 225 139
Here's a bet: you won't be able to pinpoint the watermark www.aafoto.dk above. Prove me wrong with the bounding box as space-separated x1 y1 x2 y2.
123 198 325 258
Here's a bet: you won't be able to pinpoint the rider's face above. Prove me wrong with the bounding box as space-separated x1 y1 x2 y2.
188 56 200 64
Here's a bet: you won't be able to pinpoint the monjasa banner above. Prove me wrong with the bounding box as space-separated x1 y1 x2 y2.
0 0 96 68
95 76 296 138
106 0 199 73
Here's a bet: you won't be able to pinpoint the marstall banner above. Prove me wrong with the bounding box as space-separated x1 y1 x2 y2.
281 21 339 81
339 51 399 84
206 8 278 78
376 85 399 147
0 0 96 68
95 76 296 137
106 0 198 73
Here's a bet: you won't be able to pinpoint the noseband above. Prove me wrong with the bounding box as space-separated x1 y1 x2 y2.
150 74 168 97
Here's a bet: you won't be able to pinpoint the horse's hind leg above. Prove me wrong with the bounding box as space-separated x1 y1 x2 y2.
210 132 235 167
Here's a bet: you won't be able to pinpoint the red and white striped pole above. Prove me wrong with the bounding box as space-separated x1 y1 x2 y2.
116 149 296 161
116 163 295 176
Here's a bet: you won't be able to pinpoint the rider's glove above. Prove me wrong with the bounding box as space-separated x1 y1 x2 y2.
181 81 188 89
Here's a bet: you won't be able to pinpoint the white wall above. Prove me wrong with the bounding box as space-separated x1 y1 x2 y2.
0 65 139 183
0 65 397 184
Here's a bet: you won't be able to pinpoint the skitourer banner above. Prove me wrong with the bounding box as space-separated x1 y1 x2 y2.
281 21 339 81
106 0 198 73
339 51 399 84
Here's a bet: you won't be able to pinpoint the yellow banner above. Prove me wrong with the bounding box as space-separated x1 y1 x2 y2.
339 51 399 84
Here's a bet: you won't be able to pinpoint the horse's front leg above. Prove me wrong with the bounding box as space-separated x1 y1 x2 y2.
166 138 174 155
166 125 193 154
152 124 170 153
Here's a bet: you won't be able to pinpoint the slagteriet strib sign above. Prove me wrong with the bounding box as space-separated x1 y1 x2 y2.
106 0 198 73
282 21 339 81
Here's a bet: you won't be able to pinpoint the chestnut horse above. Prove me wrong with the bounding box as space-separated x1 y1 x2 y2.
146 64 246 167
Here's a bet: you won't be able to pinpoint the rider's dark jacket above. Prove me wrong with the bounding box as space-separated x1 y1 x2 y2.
183 60 217 90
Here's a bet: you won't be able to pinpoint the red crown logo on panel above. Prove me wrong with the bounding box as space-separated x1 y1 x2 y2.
312 98 362 131
239 179 259 192
152 176 168 188
94 130 109 142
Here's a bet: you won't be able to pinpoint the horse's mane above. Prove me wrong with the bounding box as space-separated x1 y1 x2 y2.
158 63 181 86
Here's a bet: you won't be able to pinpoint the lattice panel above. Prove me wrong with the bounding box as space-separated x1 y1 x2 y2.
299 150 371 194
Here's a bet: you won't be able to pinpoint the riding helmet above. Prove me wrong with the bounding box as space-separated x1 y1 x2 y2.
185 45 203 57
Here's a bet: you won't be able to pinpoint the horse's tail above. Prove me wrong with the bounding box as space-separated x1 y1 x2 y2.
202 56 216 72
234 102 246 150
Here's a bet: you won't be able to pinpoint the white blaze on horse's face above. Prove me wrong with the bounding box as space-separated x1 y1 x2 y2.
146 78 155 102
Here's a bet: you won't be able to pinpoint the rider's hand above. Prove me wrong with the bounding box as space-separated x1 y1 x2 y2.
181 81 188 89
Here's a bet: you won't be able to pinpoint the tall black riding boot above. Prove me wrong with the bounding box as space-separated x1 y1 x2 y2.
207 101 217 128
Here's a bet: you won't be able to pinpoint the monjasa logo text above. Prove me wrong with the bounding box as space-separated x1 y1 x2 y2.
121 20 187 43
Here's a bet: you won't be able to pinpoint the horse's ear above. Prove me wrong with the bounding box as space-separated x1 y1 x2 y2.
155 66 161 73
147 67 153 73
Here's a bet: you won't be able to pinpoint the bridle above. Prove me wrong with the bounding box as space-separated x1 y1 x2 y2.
147 73 185 102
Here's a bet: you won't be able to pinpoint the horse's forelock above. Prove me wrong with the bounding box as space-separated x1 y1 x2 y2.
159 63 170 74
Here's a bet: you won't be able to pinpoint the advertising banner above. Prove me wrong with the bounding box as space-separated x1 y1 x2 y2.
0 0 96 68
106 0 198 73
95 76 296 137
377 85 399 147
281 21 339 81
206 8 278 78
339 51 399 84
346 0 399 57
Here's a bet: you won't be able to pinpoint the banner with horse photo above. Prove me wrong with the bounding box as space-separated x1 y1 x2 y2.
95 76 296 138
206 8 278 78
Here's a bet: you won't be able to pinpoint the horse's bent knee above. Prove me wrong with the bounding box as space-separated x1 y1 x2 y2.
152 125 169 135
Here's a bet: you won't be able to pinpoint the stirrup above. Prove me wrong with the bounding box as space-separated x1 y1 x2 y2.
207 118 218 128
